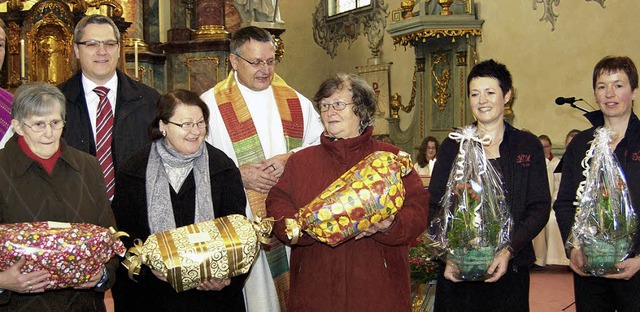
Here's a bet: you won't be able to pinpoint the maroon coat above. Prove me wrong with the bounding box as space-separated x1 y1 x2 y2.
266 127 430 312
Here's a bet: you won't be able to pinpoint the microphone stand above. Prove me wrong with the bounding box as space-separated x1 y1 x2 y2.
569 102 590 113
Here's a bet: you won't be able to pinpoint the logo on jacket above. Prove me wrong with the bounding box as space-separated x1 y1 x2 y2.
516 154 531 167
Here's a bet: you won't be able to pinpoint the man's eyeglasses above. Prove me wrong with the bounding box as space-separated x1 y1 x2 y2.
233 53 278 68
318 101 354 112
23 120 65 132
167 120 207 131
76 40 120 51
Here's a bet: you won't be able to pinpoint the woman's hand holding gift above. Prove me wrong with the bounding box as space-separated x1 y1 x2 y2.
569 248 588 276
0 257 51 294
74 266 104 289
151 269 168 282
485 248 511 283
443 259 462 282
603 257 640 280
355 215 396 240
197 278 231 291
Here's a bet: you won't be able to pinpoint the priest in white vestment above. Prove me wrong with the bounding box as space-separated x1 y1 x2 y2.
201 26 323 312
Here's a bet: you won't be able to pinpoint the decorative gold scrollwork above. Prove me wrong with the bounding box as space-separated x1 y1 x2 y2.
392 28 482 47
390 64 418 119
86 0 124 17
431 53 451 112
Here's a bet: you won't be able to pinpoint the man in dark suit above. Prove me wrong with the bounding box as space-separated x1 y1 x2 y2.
59 14 159 184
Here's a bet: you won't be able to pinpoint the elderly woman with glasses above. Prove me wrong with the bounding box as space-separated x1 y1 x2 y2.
0 82 117 310
110 89 248 311
266 73 429 311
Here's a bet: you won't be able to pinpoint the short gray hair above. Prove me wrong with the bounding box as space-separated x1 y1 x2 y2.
313 73 376 131
12 82 66 123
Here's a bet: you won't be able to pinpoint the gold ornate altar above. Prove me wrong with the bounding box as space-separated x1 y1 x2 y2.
0 0 130 90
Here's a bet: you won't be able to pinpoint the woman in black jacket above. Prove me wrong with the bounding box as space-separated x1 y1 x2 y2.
554 56 640 312
111 90 247 312
429 60 551 311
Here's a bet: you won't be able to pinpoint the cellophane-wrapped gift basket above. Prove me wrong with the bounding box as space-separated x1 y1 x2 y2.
567 127 637 276
0 221 126 289
285 151 413 247
430 126 512 281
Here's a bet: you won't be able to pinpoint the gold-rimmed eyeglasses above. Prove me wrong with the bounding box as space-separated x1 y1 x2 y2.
23 120 65 132
317 101 354 112
167 120 207 131
232 53 278 68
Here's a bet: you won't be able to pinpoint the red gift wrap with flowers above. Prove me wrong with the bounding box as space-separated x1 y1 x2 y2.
0 221 126 289
286 151 413 247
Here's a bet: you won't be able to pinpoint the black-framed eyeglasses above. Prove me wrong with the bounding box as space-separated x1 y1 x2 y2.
318 101 354 112
167 120 207 131
232 53 278 68
23 120 65 132
76 40 120 50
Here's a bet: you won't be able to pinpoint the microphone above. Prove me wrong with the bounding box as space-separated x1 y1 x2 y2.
555 97 579 105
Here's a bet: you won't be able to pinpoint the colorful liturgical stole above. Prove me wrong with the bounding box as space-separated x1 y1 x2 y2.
214 71 303 311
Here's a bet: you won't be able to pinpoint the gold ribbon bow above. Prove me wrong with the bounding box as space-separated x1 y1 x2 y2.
252 217 275 245
108 227 129 240
121 238 144 281
285 218 302 245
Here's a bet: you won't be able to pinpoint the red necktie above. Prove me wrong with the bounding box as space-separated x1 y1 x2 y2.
93 87 115 199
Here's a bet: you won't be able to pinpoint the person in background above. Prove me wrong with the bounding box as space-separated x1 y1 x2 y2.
0 18 14 148
555 56 640 311
532 134 569 268
201 26 324 311
429 59 550 311
552 129 582 176
58 14 160 199
266 73 429 311
111 90 248 311
565 129 580 147
414 136 439 187
0 82 116 310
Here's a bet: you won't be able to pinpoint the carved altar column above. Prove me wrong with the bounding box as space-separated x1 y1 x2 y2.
387 0 484 155
122 0 144 40
162 0 230 95
194 0 228 39
120 0 166 92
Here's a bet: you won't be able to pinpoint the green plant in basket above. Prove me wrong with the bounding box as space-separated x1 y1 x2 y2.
581 178 637 276
446 180 504 281
571 127 638 277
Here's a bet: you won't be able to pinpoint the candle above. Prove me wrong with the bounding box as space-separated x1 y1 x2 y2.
20 39 25 79
134 41 139 79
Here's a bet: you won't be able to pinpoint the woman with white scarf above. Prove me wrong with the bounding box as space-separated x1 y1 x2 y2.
111 89 248 312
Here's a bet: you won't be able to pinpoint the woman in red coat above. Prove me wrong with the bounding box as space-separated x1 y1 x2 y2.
266 73 429 312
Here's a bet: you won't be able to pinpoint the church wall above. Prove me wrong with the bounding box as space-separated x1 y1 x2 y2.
276 0 640 147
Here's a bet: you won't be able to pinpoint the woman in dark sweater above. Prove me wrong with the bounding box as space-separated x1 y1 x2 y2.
429 60 551 311
111 90 247 312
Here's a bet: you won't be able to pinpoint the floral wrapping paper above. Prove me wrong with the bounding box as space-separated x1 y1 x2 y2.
123 214 270 293
0 221 126 289
286 151 413 247
568 127 637 276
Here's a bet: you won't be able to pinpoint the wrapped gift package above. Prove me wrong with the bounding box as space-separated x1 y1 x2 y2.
0 221 126 289
286 151 412 247
123 214 271 292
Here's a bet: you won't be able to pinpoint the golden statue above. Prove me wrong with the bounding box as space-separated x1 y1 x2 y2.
36 36 66 84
